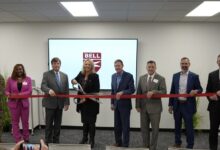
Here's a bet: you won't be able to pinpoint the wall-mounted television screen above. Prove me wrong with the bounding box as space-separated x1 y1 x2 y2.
48 38 137 90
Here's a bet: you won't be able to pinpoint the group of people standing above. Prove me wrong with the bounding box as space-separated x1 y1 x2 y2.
0 55 220 150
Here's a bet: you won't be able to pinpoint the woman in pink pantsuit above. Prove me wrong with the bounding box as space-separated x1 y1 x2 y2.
5 64 32 143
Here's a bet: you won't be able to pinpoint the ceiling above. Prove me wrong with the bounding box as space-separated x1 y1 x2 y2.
0 0 220 22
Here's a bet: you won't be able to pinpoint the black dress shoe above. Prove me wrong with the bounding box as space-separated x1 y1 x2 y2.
89 140 95 148
79 138 88 144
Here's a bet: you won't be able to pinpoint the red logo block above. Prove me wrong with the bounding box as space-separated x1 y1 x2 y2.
83 52 101 72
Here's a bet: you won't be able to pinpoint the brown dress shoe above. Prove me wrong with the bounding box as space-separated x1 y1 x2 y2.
173 144 181 148
112 143 122 147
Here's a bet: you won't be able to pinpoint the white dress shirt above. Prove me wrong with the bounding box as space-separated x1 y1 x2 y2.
179 71 189 101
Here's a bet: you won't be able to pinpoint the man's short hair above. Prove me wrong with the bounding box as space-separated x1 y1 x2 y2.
51 57 61 64
114 59 124 66
181 57 190 62
147 60 156 65
218 54 220 58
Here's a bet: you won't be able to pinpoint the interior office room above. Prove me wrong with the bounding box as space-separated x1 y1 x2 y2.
0 0 220 150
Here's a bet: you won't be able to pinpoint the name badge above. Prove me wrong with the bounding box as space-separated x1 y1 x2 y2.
23 82 28 85
153 79 158 83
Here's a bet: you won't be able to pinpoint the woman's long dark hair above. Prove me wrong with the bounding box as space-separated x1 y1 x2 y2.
11 64 26 80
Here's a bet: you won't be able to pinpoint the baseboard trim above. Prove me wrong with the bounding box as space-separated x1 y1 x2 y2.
34 125 210 132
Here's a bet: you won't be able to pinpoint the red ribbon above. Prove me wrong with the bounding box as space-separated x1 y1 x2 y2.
7 93 215 99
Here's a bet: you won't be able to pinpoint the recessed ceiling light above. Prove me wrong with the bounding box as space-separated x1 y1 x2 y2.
60 1 98 17
186 1 220 17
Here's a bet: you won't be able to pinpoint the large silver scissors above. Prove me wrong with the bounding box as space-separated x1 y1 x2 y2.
72 83 101 104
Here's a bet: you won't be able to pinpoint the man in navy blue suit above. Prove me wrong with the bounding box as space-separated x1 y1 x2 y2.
206 54 220 150
168 57 203 149
111 59 135 147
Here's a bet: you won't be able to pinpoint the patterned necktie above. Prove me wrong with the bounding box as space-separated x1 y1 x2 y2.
147 76 152 90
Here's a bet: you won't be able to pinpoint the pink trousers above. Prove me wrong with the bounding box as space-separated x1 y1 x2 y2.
9 101 29 143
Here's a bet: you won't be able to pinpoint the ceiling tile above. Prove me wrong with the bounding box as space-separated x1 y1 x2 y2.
25 2 62 11
0 0 21 2
161 2 200 11
95 2 128 11
166 0 203 2
13 11 50 21
154 16 183 21
47 16 76 22
100 10 127 18
157 10 189 17
128 16 154 21
0 11 24 22
0 0 219 22
128 10 158 18
74 17 101 22
0 11 18 17
128 2 164 11
0 3 33 11
205 13 220 22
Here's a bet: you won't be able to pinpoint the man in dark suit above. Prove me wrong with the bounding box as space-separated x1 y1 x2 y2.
136 60 167 150
111 59 135 147
206 54 220 150
41 57 70 144
168 57 203 149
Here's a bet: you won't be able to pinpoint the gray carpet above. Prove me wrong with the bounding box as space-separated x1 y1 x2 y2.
2 129 211 150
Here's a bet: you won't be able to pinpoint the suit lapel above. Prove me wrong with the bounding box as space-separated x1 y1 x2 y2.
216 70 220 89
145 74 149 91
113 74 117 91
60 72 64 87
176 73 180 93
217 70 220 82
151 74 159 88
13 79 19 93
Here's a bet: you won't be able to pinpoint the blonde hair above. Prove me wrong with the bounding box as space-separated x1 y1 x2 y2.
81 59 95 75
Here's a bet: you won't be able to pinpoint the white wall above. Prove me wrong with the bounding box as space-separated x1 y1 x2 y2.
0 22 220 129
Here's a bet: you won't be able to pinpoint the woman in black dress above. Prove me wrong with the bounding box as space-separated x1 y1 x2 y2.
72 59 100 148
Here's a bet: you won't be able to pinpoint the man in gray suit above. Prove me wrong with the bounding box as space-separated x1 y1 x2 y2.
136 60 167 150
41 57 70 144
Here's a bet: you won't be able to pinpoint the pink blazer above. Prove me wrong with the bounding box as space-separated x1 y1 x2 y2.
5 76 32 108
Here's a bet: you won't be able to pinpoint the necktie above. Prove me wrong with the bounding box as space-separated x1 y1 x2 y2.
55 72 61 88
116 74 121 89
147 76 152 90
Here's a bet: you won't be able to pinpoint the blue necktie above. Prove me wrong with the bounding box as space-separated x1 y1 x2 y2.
116 75 121 89
55 72 61 88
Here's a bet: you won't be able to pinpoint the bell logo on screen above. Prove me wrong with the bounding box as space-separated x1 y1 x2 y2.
83 52 102 72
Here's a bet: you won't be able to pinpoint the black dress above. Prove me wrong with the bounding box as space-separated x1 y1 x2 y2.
74 72 100 123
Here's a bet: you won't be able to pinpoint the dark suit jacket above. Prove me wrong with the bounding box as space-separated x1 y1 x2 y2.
111 71 135 110
41 70 70 109
206 69 220 111
74 72 100 115
169 71 203 114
